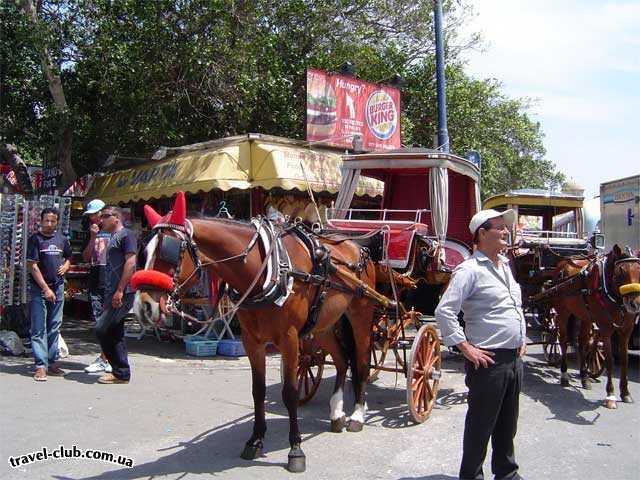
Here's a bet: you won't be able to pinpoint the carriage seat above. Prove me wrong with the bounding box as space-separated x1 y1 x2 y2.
326 219 429 269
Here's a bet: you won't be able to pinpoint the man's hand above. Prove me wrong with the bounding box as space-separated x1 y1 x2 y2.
112 289 124 309
458 341 495 369
43 288 57 302
57 263 69 276
518 343 527 357
89 223 100 236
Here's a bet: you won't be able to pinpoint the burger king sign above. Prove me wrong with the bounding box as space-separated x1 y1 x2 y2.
306 69 401 151
366 91 397 140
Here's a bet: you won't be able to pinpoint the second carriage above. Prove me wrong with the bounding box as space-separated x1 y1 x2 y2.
483 188 605 375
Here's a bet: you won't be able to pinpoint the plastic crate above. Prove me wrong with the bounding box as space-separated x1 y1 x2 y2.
184 336 218 357
217 339 246 357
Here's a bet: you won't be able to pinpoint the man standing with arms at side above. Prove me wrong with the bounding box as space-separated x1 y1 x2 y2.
435 209 526 480
95 206 137 384
81 199 113 374
27 207 72 381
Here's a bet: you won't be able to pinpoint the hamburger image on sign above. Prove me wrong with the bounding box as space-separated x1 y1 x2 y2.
307 73 337 140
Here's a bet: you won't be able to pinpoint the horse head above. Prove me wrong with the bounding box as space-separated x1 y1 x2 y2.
130 191 202 314
607 244 640 314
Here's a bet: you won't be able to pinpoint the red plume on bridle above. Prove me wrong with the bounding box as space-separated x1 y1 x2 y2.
169 191 187 226
143 205 162 228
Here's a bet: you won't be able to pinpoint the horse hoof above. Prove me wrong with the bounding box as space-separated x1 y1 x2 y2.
347 419 363 433
560 378 570 387
240 441 263 460
622 395 634 404
581 379 592 390
330 415 348 433
604 399 618 409
287 447 306 473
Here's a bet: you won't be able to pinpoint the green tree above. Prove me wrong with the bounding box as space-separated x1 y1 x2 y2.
1 0 562 198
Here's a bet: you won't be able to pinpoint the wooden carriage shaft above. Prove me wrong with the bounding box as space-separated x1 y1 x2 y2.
333 265 403 312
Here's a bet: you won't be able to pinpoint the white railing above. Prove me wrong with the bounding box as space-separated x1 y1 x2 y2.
520 229 585 240
326 208 431 223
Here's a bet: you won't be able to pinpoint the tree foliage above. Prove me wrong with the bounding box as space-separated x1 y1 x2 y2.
0 0 562 198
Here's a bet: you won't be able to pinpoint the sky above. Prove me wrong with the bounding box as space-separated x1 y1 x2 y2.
461 0 639 199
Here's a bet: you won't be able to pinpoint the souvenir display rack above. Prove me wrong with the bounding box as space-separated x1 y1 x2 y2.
0 194 72 307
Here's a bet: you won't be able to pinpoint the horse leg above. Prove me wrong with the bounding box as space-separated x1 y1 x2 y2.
240 339 267 460
345 304 373 433
602 332 617 409
280 327 306 473
315 330 349 433
557 308 571 387
578 319 592 390
619 318 634 403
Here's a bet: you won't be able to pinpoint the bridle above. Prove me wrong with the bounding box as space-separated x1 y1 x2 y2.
148 218 268 304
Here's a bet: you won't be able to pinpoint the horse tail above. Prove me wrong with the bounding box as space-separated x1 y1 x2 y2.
338 315 359 389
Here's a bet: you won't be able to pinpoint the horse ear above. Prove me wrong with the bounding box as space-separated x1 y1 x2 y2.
169 191 187 225
144 205 162 228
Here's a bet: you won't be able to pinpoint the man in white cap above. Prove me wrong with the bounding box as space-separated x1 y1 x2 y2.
435 209 526 480
81 199 112 373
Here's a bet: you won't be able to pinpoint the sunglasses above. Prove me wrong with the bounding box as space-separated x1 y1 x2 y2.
100 213 114 219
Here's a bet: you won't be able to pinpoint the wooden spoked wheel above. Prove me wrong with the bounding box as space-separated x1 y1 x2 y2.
369 315 390 381
280 338 325 406
586 328 606 379
542 311 561 366
407 324 441 424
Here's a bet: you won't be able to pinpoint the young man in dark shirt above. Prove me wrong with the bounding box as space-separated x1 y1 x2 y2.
81 199 113 374
27 207 72 381
95 206 137 384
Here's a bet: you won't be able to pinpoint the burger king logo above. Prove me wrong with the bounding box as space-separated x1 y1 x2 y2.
366 90 397 140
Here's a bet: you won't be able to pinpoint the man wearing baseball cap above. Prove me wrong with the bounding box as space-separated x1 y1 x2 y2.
435 209 526 480
81 199 113 374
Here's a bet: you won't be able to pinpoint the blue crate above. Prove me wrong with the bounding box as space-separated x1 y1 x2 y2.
184 336 218 357
217 339 246 357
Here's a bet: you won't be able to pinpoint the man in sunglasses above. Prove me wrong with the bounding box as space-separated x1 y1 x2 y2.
435 209 526 480
94 206 137 384
81 199 112 374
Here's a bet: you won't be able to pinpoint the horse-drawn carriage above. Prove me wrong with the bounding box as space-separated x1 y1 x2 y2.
484 189 598 363
289 148 481 419
485 189 640 408
129 147 481 471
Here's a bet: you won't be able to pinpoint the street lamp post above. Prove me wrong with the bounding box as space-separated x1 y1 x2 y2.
434 0 450 153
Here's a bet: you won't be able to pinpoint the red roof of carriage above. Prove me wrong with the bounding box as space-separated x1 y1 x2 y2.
341 148 480 184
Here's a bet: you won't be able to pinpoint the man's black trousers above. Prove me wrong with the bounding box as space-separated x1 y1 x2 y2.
459 348 523 480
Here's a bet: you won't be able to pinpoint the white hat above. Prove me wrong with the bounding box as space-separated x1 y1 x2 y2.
469 209 516 235
84 199 105 215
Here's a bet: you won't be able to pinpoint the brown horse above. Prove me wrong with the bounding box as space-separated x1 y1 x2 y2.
548 245 640 408
131 192 376 472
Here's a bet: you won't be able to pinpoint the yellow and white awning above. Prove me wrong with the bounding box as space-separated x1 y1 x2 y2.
88 134 383 204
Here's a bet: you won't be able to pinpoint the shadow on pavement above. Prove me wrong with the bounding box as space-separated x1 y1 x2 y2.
398 476 458 480
51 414 329 479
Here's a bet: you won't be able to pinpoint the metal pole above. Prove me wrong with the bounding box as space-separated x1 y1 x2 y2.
434 0 450 153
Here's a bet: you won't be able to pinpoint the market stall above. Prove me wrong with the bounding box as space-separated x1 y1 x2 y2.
84 133 384 344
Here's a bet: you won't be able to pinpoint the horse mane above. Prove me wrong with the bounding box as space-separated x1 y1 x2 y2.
193 216 252 227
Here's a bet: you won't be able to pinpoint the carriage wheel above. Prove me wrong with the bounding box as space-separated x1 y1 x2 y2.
407 324 441 424
280 339 325 405
542 311 561 366
585 331 606 379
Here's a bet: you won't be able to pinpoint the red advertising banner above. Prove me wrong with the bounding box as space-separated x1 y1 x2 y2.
306 68 401 151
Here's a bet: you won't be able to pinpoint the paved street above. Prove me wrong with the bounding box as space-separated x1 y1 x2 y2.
1 318 638 480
